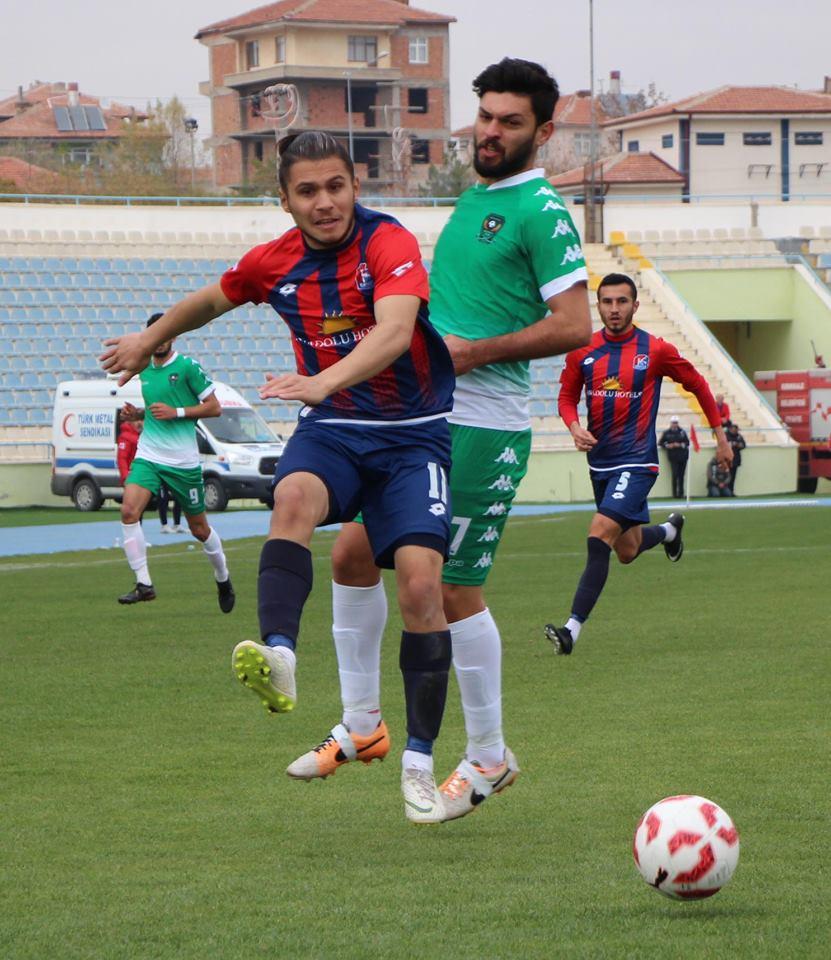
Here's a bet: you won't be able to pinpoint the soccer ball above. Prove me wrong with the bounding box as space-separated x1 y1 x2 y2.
633 795 740 900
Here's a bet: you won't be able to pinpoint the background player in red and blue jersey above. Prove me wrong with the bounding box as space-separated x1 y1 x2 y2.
101 131 456 823
544 273 733 655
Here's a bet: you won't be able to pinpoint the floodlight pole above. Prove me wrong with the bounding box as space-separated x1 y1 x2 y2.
587 0 598 243
184 117 199 190
346 72 354 159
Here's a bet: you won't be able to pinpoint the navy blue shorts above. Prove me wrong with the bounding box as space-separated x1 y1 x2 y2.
591 467 658 528
274 417 452 569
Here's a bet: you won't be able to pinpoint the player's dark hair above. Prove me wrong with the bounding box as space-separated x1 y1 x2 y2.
146 312 164 328
472 58 560 127
598 273 638 299
277 131 354 191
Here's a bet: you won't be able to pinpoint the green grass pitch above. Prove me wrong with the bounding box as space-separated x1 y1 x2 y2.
1 506 828 959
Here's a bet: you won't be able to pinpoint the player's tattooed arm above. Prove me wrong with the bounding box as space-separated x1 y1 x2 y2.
443 283 591 375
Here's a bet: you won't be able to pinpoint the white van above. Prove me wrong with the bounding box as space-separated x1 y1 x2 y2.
51 378 285 511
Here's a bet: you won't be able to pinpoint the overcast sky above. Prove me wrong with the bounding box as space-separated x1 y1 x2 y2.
1 0 828 137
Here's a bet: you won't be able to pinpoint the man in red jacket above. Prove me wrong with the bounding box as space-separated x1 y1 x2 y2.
117 418 141 484
545 273 732 655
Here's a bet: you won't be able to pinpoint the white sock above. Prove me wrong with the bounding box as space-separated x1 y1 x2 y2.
402 749 433 774
661 522 677 542
202 527 229 582
332 580 387 735
122 521 151 585
565 617 583 641
450 608 505 769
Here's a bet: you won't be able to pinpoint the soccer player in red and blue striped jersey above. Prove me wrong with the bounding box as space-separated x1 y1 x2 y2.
545 273 733 655
101 131 456 822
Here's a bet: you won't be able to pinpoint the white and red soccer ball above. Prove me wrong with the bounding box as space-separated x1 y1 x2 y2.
633 795 740 900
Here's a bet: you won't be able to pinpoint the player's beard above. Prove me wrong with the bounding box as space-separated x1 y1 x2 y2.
473 131 538 179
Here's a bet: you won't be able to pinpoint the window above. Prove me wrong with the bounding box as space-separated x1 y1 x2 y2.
411 138 430 164
66 146 91 166
573 131 599 158
274 36 285 63
661 134 674 149
409 36 428 64
245 41 259 69
696 132 725 146
744 132 772 146
408 88 428 114
254 141 264 162
348 35 378 63
627 140 639 152
795 131 823 146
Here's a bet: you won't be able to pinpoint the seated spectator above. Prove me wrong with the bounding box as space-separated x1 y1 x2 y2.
707 456 733 497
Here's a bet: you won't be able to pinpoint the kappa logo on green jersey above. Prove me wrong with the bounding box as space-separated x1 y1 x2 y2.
478 213 505 243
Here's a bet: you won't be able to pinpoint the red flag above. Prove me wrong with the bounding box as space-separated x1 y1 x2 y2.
689 423 700 452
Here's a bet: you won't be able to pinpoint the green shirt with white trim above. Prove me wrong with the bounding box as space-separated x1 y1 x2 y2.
135 351 215 468
429 168 587 429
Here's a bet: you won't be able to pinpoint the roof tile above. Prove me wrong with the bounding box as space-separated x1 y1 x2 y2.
197 0 454 36
549 151 684 187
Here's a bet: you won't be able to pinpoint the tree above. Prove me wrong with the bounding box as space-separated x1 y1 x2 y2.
417 151 474 198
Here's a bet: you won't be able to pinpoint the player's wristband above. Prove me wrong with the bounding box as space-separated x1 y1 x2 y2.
176 407 186 419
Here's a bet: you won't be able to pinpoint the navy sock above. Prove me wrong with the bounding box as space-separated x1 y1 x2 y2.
635 524 666 557
257 538 313 646
570 536 612 623
265 633 295 651
399 630 452 744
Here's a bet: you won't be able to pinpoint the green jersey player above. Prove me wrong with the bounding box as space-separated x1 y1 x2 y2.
116 313 235 613
287 59 591 820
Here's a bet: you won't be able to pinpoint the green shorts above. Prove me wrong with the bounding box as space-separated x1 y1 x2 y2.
443 423 531 586
126 458 206 515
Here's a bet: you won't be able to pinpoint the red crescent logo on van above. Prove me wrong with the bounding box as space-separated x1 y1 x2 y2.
62 413 76 437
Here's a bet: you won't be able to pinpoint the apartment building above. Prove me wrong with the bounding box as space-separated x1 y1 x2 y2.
605 83 831 200
196 0 455 193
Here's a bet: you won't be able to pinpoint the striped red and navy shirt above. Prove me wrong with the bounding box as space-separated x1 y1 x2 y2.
220 203 454 424
558 325 722 472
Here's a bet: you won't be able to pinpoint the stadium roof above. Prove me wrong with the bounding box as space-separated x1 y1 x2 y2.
548 152 685 188
607 86 831 128
196 0 454 38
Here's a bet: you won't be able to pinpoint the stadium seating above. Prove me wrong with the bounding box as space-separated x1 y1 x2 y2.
0 231 782 452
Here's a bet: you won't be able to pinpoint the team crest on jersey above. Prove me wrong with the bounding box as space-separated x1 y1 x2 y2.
602 376 622 391
322 311 356 335
355 262 373 293
168 373 179 384
633 354 649 371
478 213 505 243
